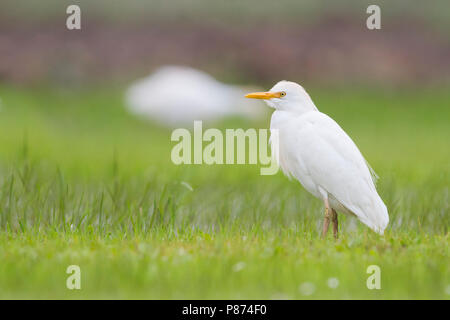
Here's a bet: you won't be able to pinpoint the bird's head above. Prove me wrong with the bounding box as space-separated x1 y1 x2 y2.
245 80 318 113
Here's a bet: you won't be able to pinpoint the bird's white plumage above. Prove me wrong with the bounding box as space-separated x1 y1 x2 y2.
265 81 389 234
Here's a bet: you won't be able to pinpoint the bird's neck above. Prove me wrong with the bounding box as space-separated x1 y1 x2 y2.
270 108 318 129
281 95 319 115
296 94 319 114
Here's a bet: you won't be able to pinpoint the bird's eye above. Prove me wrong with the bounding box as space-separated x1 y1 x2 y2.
280 91 286 97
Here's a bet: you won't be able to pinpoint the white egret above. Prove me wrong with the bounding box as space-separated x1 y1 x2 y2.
126 66 264 126
246 81 389 238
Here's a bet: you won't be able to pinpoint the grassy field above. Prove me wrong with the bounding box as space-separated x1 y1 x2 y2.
0 84 448 299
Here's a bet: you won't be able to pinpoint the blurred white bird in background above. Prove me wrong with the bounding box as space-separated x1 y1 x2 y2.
246 81 389 238
126 65 264 126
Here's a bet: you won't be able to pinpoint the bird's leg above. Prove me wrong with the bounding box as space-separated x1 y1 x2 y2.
322 198 331 238
331 208 338 240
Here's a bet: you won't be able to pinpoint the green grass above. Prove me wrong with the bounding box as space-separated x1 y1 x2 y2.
0 84 448 299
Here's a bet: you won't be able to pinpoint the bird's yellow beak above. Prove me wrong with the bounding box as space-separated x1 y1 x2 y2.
245 91 282 99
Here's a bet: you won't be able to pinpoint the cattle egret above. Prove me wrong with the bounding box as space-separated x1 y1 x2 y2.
246 81 389 238
126 66 264 126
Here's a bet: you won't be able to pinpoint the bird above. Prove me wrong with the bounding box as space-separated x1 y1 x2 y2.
245 81 389 238
125 65 264 127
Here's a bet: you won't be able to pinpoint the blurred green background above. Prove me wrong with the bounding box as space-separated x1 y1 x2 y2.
0 0 448 299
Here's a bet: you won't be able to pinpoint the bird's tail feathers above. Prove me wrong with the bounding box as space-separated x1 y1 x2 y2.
358 197 389 235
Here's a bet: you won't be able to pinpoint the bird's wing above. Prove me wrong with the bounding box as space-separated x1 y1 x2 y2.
290 112 388 233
